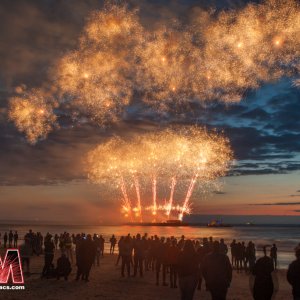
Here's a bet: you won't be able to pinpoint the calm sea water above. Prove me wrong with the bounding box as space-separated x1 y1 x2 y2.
0 224 299 268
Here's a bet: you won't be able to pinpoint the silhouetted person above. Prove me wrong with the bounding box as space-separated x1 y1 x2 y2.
178 235 185 250
116 236 124 266
3 232 7 248
121 236 133 277
270 244 277 270
155 237 167 286
230 239 237 268
56 253 72 280
54 234 59 249
220 239 228 255
110 235 117 254
196 244 205 291
287 248 300 300
202 241 232 300
236 242 244 272
82 234 97 281
94 234 101 267
99 235 105 256
177 240 199 300
65 233 73 263
42 234 55 278
246 241 256 273
250 246 278 300
133 234 146 277
13 231 18 247
8 230 13 248
168 239 180 288
20 236 32 274
76 236 84 280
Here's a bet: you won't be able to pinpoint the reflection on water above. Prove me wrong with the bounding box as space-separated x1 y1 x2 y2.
0 224 299 268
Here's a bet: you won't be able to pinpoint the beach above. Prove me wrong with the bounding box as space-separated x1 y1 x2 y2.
3 249 293 300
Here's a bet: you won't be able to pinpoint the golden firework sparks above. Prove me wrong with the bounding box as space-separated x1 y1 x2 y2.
8 1 300 142
86 127 233 221
8 88 57 144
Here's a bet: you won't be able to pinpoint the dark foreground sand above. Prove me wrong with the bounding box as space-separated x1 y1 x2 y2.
4 250 293 300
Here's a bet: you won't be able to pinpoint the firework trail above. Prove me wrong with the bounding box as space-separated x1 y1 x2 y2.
120 176 132 221
152 176 157 217
133 176 142 221
166 177 177 219
179 174 198 221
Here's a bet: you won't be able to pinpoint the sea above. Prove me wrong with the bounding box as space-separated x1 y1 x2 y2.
0 224 299 268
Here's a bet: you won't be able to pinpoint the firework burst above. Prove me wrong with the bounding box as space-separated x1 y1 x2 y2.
87 127 233 221
8 88 57 144
7 0 300 143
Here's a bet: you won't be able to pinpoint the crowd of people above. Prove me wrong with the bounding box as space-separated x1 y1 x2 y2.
0 230 19 248
4 230 300 300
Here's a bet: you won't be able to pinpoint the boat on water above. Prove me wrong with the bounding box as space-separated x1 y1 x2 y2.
124 219 190 227
207 219 232 228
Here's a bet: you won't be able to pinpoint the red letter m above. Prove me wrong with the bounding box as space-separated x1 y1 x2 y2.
0 249 24 284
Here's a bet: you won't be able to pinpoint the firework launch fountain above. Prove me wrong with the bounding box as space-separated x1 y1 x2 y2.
87 127 232 222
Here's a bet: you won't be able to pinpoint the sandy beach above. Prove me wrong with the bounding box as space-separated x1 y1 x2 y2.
3 249 293 300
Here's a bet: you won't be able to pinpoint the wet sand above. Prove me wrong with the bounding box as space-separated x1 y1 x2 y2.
4 250 293 300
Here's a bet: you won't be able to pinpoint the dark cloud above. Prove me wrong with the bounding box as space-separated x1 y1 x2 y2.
250 202 300 206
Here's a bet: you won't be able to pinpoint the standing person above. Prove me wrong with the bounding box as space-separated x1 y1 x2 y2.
168 239 180 288
230 239 237 268
20 236 32 275
82 234 96 282
202 241 232 300
133 234 146 277
94 234 101 267
236 242 244 272
121 236 133 277
196 244 205 291
250 246 278 300
270 244 278 270
287 248 300 300
13 231 18 248
64 233 73 264
178 235 185 250
75 236 84 281
177 240 199 300
155 237 167 286
42 234 55 278
3 232 8 248
59 234 65 254
116 236 124 266
110 235 117 254
8 230 13 248
246 241 256 273
220 239 228 255
99 235 105 256
54 234 59 250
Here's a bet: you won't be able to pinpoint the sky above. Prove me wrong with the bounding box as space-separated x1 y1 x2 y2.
0 0 299 224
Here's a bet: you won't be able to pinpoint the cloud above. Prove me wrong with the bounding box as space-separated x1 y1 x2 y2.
250 202 300 206
213 191 226 194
